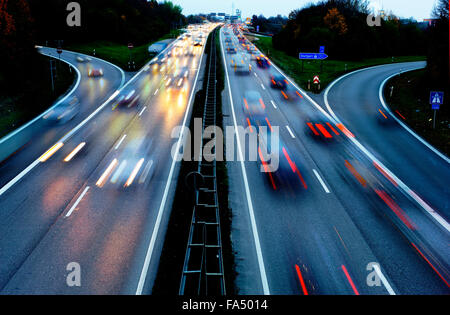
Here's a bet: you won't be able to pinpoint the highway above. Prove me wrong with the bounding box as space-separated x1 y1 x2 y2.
0 24 217 294
323 62 449 221
0 22 448 295
220 25 450 295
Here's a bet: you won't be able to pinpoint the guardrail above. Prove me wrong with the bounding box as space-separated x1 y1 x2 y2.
179 29 226 295
0 51 81 164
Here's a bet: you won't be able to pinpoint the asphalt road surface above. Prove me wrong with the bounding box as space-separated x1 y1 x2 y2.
221 25 449 295
0 24 217 294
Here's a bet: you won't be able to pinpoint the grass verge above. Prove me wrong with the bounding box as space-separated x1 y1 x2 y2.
384 69 449 156
0 55 75 138
66 30 184 71
250 36 426 93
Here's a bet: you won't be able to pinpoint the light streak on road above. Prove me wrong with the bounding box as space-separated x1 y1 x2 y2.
341 265 360 295
96 159 118 187
39 142 64 162
125 158 145 187
64 142 86 162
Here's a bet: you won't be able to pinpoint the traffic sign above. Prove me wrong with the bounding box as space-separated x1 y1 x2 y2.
430 91 444 109
299 53 328 60
56 47 62 54
319 46 325 53
313 75 320 84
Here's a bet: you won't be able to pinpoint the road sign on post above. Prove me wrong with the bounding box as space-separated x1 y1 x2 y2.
299 53 328 60
430 91 444 129
430 91 444 110
313 75 320 84
313 75 320 91
319 46 325 53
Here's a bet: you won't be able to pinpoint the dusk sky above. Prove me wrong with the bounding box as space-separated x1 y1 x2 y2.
168 0 438 21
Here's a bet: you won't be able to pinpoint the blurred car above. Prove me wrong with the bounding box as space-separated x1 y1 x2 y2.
116 89 140 108
193 38 203 46
230 53 252 75
258 136 307 190
256 55 270 68
227 47 237 54
88 68 103 77
150 56 168 72
243 91 265 126
76 56 86 62
44 96 80 124
171 66 190 90
270 74 287 90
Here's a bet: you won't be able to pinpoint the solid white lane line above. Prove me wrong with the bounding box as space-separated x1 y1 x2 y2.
135 31 208 295
0 52 80 146
373 264 396 295
139 106 147 117
220 29 270 295
115 134 127 150
286 125 296 138
379 70 449 164
261 83 266 90
65 186 90 218
269 55 450 233
312 169 330 193
0 160 40 196
270 100 277 109
323 68 450 233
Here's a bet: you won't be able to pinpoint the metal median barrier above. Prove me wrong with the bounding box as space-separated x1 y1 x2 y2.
179 29 226 295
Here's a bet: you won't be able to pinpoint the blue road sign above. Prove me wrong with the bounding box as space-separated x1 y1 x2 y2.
299 53 328 60
319 46 325 53
430 91 444 110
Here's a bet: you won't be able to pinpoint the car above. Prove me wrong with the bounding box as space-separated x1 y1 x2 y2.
269 74 287 90
258 136 307 190
230 53 252 75
193 38 203 46
150 56 168 72
116 89 140 108
243 91 265 127
43 96 80 124
170 66 190 89
76 56 85 62
227 47 237 54
256 55 270 68
88 68 103 77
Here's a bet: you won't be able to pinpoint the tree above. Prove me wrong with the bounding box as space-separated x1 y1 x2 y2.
324 8 348 35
